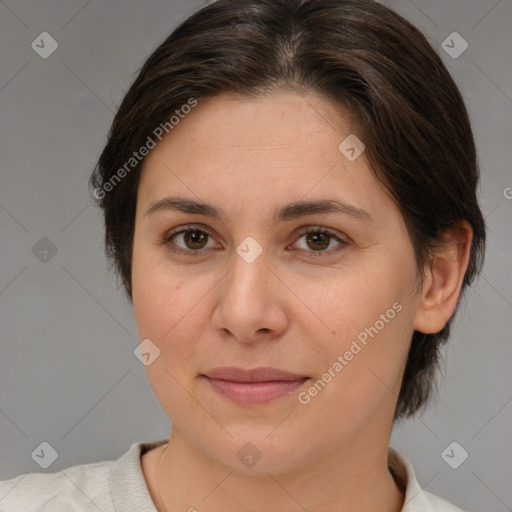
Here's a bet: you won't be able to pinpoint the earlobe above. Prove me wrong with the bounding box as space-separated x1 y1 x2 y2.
413 221 473 334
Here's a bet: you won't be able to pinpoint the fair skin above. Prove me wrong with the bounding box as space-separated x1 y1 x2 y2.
132 90 472 512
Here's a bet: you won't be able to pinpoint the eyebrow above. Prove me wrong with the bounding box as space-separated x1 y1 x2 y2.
144 196 372 223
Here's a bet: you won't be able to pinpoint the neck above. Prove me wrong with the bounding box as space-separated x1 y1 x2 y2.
151 427 404 512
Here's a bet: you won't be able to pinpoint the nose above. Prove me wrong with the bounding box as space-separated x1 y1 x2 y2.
211 245 289 344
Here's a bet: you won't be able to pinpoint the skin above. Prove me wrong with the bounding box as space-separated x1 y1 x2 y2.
132 90 473 512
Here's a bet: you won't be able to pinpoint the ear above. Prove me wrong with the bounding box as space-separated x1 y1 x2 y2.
414 221 473 334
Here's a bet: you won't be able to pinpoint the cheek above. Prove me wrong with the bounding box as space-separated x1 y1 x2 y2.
133 271 203 368
132 235 184 337
131 242 215 370
301 257 409 338
131 249 207 424
298 256 415 406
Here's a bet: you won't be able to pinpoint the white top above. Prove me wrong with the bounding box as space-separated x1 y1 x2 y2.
0 440 465 511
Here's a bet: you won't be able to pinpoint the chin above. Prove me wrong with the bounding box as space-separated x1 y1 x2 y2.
196 429 312 477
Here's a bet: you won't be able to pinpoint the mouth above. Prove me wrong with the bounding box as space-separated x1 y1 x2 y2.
201 367 310 405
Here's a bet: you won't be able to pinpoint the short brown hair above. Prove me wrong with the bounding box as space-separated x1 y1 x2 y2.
89 0 486 420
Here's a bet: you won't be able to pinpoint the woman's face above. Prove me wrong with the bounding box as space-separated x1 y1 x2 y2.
132 91 423 474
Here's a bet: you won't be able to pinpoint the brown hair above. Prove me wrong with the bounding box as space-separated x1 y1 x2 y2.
89 0 486 419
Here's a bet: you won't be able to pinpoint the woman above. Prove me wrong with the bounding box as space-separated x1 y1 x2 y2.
0 0 486 510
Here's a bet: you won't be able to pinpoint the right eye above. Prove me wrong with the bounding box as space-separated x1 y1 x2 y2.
163 225 221 255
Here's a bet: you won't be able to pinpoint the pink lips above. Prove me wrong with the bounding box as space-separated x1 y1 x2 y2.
202 367 309 405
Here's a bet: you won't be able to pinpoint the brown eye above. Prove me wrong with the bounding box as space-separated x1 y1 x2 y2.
164 225 347 258
182 230 209 250
305 231 331 251
164 226 219 254
292 227 348 256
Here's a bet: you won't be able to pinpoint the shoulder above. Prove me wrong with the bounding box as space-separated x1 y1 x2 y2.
0 458 113 511
419 489 467 512
388 447 467 512
0 439 167 512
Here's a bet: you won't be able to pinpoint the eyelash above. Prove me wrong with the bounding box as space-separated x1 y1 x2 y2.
162 224 349 258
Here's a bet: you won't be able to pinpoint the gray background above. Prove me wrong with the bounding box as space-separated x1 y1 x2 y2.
0 0 511 510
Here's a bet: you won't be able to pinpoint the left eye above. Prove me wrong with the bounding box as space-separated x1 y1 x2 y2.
292 229 346 254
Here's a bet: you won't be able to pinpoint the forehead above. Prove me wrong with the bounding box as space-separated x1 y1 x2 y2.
136 90 390 221
149 90 357 152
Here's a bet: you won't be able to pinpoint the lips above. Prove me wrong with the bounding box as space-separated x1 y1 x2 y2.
202 367 309 405
204 366 307 382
